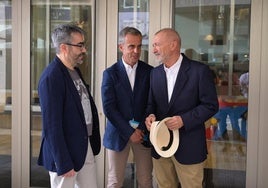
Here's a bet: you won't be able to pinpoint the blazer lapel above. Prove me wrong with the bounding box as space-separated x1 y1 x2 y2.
168 59 189 107
133 61 145 92
117 60 133 94
60 63 85 121
156 65 170 110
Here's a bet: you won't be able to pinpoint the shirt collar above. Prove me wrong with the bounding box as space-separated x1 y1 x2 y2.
164 54 183 73
122 58 138 71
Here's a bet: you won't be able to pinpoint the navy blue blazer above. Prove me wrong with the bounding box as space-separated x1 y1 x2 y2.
37 56 101 175
146 54 218 164
101 60 153 151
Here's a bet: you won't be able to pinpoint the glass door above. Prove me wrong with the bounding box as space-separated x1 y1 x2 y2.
174 0 250 187
118 0 150 63
0 1 12 187
30 0 94 186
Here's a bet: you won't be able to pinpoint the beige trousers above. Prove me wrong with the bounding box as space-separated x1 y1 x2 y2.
153 156 206 188
107 142 153 188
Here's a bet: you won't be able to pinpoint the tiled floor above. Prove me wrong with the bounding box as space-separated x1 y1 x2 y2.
207 139 246 170
0 128 247 169
0 127 246 187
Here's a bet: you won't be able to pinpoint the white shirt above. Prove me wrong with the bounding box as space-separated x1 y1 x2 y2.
122 59 138 90
164 55 183 102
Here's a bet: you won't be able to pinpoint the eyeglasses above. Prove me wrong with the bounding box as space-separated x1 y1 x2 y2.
64 42 86 49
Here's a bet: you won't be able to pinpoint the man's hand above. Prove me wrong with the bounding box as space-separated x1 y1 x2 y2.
145 114 156 131
130 129 144 143
165 116 183 130
62 169 76 177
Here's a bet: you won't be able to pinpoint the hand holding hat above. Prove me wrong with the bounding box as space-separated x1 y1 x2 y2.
165 116 184 130
145 114 156 131
150 117 180 158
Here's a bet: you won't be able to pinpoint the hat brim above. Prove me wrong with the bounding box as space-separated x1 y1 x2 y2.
150 117 179 158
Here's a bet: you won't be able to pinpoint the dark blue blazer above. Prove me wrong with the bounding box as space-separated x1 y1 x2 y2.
146 54 218 164
37 56 101 175
101 60 153 151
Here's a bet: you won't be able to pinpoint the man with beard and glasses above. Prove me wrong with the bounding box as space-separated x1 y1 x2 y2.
37 23 101 188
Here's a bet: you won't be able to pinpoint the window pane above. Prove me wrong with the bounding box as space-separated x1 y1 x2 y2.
0 1 12 187
174 1 250 187
118 0 149 62
30 0 93 187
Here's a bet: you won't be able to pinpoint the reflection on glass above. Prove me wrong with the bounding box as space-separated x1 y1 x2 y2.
0 1 12 187
174 1 250 187
118 0 149 62
30 1 93 187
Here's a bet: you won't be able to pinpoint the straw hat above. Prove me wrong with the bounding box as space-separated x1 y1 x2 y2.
150 117 180 158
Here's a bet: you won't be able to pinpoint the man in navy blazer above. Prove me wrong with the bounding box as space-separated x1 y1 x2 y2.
38 24 100 188
101 27 153 188
145 28 218 188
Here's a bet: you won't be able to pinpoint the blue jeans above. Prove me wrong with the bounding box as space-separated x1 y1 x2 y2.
214 106 247 139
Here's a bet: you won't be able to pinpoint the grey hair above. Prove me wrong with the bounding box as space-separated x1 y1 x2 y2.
51 23 86 54
118 26 142 44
